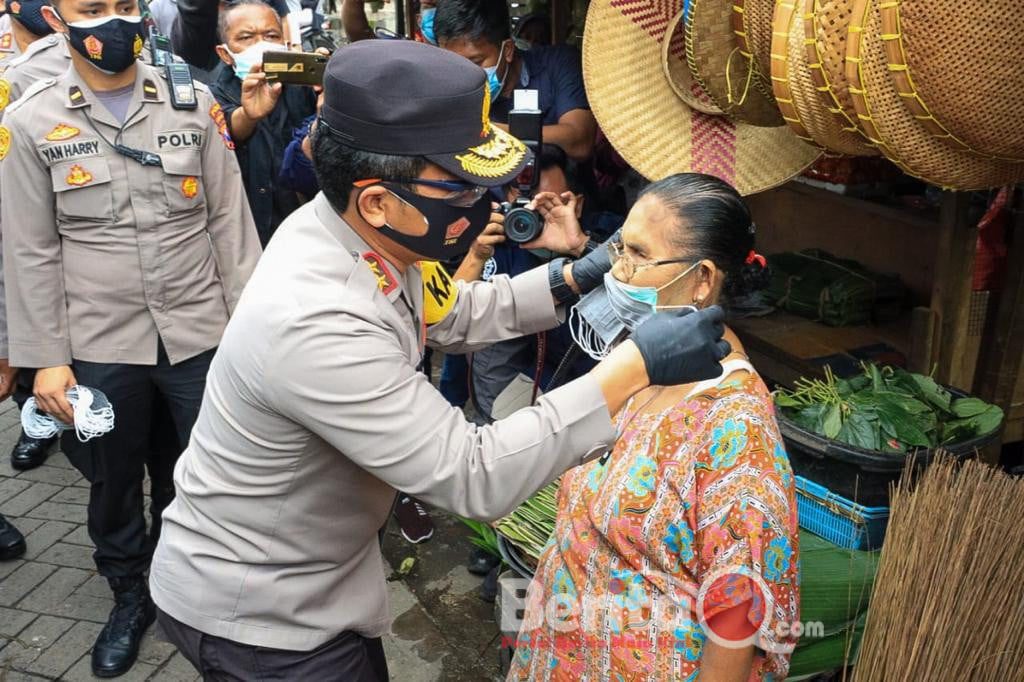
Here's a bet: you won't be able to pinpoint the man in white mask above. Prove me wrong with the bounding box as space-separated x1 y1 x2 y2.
211 0 317 245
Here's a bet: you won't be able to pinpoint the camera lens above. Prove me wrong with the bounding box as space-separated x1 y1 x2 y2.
504 207 542 244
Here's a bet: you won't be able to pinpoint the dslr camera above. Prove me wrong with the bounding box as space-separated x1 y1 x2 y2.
500 93 544 244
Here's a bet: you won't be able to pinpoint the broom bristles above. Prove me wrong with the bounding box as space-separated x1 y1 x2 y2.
854 455 1024 682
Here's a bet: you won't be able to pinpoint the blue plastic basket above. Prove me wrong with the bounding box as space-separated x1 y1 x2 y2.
795 476 889 551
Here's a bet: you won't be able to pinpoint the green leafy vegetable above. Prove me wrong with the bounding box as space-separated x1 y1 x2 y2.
951 397 990 419
774 362 1003 456
823 404 843 439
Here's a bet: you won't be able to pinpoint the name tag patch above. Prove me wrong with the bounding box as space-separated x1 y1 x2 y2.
155 130 204 150
40 139 101 164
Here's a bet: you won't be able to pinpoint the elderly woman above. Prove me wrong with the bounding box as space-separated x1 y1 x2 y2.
509 173 800 681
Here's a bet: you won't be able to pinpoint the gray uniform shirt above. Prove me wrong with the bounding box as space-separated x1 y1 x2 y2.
150 194 617 650
0 61 261 368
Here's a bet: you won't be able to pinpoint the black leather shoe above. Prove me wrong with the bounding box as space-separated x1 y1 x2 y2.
0 514 26 560
10 431 57 471
92 576 156 678
467 546 501 576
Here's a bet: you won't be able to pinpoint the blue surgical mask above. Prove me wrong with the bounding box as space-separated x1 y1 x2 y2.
227 40 280 81
571 265 701 360
484 40 511 100
419 7 437 45
612 261 701 311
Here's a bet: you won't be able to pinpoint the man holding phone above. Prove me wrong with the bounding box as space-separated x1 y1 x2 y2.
211 0 316 245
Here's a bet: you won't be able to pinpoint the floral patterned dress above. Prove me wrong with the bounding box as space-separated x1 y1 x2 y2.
508 362 800 681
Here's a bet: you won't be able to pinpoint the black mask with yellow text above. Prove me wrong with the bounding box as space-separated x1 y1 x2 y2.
58 13 145 74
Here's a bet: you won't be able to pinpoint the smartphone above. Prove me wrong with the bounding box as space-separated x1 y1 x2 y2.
262 51 328 86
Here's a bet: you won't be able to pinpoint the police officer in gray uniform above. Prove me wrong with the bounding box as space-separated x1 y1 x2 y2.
150 40 729 680
0 0 58 562
0 0 66 471
0 0 261 675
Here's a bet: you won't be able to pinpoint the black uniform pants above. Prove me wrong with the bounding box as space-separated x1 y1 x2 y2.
13 368 36 410
17 369 178 537
63 344 215 578
157 610 389 682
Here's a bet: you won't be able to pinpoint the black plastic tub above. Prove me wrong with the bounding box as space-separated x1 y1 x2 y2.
778 385 1000 506
496 534 537 580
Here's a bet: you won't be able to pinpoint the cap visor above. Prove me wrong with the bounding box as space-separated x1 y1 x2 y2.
425 126 533 187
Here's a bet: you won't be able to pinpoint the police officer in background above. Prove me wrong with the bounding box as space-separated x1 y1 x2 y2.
0 0 66 471
0 0 55 69
0 0 261 675
150 40 728 679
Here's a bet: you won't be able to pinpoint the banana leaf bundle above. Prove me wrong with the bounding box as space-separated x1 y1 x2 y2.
787 532 879 679
765 250 905 327
493 478 559 564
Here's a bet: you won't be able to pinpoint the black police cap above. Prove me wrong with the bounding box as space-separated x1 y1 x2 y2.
318 39 531 187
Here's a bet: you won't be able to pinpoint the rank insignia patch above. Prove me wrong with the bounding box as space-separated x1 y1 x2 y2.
363 252 398 295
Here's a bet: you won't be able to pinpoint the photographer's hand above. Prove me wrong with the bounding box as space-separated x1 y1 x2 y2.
454 206 506 283
523 192 589 257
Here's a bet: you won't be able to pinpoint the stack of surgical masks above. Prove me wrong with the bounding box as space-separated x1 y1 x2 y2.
21 385 115 443
571 272 698 360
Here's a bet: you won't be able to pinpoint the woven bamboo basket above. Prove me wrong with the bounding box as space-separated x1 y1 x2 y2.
806 0 875 150
732 0 776 97
778 0 877 155
878 0 1024 162
845 0 1024 190
770 0 815 144
686 0 784 126
662 9 722 115
584 0 819 193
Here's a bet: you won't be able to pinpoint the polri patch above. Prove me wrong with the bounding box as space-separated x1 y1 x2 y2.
155 129 204 150
0 126 10 161
181 176 199 199
363 252 398 295
208 103 234 150
40 138 100 165
84 35 103 61
45 124 80 142
65 164 93 186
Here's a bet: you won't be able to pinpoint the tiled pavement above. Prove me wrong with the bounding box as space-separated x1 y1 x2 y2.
0 390 504 682
0 399 195 682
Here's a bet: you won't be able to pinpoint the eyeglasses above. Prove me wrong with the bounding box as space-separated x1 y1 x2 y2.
353 178 489 208
608 239 692 282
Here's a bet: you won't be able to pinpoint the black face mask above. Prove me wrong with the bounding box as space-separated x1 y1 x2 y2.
367 184 492 262
58 13 145 74
8 0 54 37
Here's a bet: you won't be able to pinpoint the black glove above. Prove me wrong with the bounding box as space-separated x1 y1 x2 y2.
570 229 620 294
630 306 731 386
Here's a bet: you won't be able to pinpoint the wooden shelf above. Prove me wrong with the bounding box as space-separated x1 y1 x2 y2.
732 311 912 388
